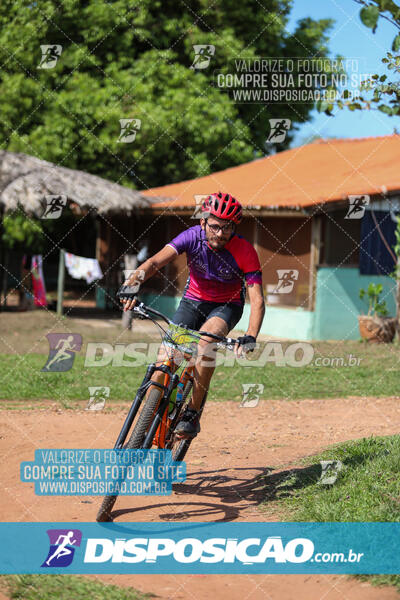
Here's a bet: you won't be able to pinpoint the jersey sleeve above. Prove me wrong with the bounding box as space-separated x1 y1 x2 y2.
231 238 263 286
167 228 193 255
244 270 262 285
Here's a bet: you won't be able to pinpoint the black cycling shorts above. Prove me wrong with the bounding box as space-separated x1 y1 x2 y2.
171 297 243 332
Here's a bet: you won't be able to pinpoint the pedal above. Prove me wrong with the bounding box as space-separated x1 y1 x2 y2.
173 431 190 441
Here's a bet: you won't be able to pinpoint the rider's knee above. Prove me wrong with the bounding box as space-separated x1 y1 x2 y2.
196 341 218 367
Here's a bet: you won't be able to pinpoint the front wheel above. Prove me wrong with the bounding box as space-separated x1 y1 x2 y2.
96 387 162 522
171 438 192 462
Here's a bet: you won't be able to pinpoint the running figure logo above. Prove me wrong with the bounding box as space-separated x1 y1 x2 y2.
41 529 82 568
191 194 210 219
118 119 141 143
240 383 264 407
41 334 82 372
273 269 299 294
123 269 145 293
190 45 215 70
266 119 291 143
38 45 62 69
345 195 370 219
41 195 67 219
86 386 110 411
318 460 343 485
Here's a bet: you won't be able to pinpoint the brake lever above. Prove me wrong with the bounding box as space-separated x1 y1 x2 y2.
216 338 237 352
132 304 149 319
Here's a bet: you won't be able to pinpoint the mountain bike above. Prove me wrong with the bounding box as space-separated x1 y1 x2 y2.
96 300 239 522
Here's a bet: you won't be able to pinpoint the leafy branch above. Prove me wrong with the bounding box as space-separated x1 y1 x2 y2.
317 0 400 117
359 283 389 317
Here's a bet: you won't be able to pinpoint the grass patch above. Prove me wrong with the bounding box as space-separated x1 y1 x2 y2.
1 339 400 403
268 435 400 521
0 574 153 600
261 435 400 592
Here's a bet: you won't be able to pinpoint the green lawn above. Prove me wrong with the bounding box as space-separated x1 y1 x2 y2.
261 434 400 592
0 574 153 600
1 339 400 403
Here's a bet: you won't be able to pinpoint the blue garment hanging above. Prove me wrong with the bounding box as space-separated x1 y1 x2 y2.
359 210 396 276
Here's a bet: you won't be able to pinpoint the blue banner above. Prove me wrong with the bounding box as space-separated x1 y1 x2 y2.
0 522 399 574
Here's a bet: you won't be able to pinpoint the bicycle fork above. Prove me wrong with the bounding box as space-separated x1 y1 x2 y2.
114 362 178 449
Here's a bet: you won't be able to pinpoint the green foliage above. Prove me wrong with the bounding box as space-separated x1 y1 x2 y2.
2 211 46 252
265 434 400 590
317 1 400 116
263 432 400 593
359 4 380 30
269 434 400 522
0 0 333 187
392 33 400 51
3 338 400 401
359 282 389 316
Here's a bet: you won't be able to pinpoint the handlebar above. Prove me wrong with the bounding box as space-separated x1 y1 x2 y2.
132 302 171 325
131 301 239 349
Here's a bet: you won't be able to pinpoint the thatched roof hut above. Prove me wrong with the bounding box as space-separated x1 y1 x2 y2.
0 150 165 216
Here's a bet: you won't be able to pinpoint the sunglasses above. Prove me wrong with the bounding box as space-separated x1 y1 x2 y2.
206 221 234 234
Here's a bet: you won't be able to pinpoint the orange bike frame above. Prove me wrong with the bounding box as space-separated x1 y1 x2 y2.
153 359 194 448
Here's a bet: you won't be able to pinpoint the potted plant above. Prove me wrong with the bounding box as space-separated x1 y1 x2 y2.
358 283 396 343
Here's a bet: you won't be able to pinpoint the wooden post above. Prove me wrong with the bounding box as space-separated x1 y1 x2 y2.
165 216 172 294
57 248 65 316
253 213 260 252
253 215 260 303
1 248 9 307
1 248 8 307
308 215 321 311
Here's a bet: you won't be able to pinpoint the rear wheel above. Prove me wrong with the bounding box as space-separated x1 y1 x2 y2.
96 387 162 522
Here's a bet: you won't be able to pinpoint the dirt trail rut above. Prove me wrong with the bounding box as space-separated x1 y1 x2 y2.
1 396 399 599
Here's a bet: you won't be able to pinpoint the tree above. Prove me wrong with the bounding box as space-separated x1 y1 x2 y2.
0 0 333 188
317 0 400 329
2 211 46 253
317 0 400 116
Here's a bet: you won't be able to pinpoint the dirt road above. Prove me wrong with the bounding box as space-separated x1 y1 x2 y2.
1 396 399 599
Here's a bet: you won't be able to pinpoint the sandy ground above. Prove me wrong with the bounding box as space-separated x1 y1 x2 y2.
1 397 399 599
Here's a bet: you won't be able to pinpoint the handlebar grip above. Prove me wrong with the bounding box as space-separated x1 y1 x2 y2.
116 285 137 300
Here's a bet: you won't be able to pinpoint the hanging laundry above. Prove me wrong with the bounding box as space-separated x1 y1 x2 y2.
359 211 396 276
31 255 48 307
65 252 103 284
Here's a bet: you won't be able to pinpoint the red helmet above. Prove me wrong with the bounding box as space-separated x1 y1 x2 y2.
201 192 242 224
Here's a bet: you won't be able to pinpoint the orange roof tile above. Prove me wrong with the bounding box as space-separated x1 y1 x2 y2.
143 134 400 210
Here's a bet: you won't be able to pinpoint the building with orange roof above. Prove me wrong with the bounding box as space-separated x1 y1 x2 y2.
97 135 400 340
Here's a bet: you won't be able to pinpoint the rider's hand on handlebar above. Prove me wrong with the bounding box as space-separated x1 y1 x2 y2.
234 334 257 358
117 283 138 311
122 297 137 311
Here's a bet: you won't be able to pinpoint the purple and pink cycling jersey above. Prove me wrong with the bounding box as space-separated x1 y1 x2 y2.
167 225 262 305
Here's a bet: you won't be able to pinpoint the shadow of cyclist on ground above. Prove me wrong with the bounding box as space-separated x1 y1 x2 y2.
109 462 328 522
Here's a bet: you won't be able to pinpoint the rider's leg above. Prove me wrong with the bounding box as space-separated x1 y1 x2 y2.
144 343 180 399
174 316 228 437
189 315 228 411
143 297 204 400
